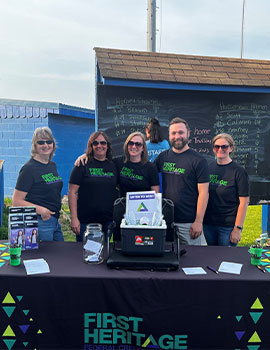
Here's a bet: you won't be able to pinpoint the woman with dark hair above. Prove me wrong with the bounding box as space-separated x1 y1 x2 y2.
114 131 160 197
145 118 170 162
12 127 63 241
68 131 118 241
203 133 249 246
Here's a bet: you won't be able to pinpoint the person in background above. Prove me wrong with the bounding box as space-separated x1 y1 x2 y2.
145 118 170 162
203 133 249 246
12 127 63 241
68 131 118 242
155 117 209 245
114 131 160 197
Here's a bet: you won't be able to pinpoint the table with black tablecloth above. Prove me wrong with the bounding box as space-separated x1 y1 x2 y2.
0 242 269 350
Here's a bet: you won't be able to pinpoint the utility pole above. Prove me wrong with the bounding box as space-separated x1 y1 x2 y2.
240 0 246 58
147 0 156 52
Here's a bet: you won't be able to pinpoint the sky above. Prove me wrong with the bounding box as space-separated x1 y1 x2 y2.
1 0 270 109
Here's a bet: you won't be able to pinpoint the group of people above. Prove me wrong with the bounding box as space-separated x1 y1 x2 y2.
12 117 250 247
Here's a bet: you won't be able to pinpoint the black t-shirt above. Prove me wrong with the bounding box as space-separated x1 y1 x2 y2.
155 148 209 223
69 159 118 224
15 158 63 218
114 156 160 197
203 160 249 227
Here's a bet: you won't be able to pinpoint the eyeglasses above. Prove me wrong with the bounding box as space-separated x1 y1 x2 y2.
92 140 107 146
128 141 143 148
213 145 230 150
36 140 53 145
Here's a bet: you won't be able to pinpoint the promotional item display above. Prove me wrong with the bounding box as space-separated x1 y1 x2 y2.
8 207 38 250
8 207 25 249
121 191 167 256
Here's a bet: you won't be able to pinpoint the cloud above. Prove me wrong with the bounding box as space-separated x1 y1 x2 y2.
1 0 270 108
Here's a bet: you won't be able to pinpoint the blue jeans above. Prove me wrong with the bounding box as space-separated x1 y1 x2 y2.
77 222 112 242
37 215 64 242
203 224 236 246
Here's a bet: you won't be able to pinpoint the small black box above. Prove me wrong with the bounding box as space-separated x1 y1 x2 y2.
121 222 166 257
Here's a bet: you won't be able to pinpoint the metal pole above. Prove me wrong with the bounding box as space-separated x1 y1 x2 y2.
240 0 246 59
147 0 156 52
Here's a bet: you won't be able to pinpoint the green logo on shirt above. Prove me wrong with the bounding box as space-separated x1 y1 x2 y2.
42 173 62 184
210 174 227 186
89 168 114 177
163 162 185 175
120 167 143 180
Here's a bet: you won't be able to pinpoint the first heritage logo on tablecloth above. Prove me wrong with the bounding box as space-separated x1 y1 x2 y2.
83 313 188 350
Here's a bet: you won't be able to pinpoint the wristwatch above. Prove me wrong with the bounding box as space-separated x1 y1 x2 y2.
234 225 243 231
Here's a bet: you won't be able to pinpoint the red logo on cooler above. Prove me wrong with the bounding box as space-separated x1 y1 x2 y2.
135 236 143 243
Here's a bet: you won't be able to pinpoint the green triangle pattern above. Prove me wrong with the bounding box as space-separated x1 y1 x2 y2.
235 315 242 322
3 292 16 304
248 331 261 342
23 310 29 316
3 339 16 350
3 306 16 318
250 312 263 324
247 346 260 350
0 262 5 267
1 256 10 260
251 298 263 310
23 342 28 347
0 247 7 250
3 325 15 336
16 296 23 301
260 261 270 266
265 268 270 273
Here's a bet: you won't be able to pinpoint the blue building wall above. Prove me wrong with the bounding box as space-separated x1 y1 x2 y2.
0 99 95 197
0 115 45 196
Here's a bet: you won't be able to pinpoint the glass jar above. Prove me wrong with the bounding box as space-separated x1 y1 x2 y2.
83 223 104 264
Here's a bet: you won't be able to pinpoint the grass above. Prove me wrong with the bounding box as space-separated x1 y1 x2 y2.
238 205 261 246
0 198 264 246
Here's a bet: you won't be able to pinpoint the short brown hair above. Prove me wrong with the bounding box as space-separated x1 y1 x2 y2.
31 127 56 161
123 132 148 164
86 131 113 161
169 117 190 131
212 133 235 153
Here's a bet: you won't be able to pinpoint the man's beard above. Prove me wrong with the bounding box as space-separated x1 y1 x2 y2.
171 137 188 150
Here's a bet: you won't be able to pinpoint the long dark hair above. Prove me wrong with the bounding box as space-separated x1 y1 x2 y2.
146 118 164 143
86 131 113 161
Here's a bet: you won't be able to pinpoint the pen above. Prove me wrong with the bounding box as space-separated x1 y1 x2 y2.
257 265 266 273
207 265 218 274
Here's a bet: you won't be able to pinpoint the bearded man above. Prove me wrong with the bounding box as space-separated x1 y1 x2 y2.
155 117 209 245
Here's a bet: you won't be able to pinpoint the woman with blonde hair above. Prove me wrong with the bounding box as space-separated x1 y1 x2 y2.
203 133 249 246
13 127 63 241
114 131 159 197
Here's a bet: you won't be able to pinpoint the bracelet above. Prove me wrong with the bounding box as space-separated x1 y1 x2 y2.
234 225 243 231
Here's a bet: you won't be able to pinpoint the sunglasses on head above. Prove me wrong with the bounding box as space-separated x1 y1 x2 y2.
92 140 107 146
128 141 143 147
213 145 229 150
36 140 53 145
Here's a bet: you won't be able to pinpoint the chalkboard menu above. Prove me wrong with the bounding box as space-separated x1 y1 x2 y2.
97 85 270 204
